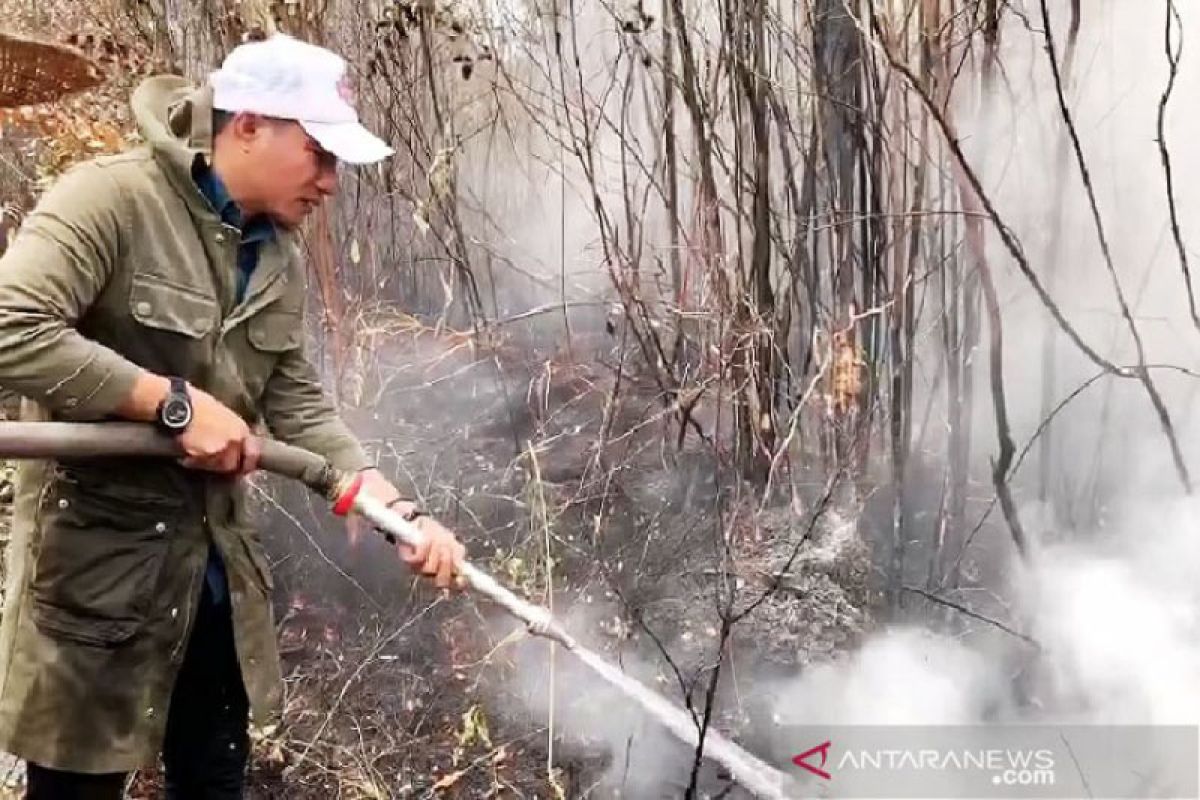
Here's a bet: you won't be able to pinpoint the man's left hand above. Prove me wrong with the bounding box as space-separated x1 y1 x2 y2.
359 469 467 590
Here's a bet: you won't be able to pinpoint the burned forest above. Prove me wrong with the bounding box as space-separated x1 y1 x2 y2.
0 0 1198 798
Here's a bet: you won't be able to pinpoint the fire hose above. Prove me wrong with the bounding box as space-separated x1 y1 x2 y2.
0 422 792 799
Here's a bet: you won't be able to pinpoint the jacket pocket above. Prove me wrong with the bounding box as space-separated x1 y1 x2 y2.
130 272 218 339
31 470 177 647
248 309 303 352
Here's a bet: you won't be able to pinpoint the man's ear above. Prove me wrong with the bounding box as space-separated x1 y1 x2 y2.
227 111 266 146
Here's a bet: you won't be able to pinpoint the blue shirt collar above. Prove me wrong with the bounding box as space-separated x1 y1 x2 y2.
192 157 275 245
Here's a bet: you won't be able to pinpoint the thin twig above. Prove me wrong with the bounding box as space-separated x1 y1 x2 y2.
1154 0 1199 332
901 586 1039 648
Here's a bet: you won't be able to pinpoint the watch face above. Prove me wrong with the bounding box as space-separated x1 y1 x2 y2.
162 397 192 429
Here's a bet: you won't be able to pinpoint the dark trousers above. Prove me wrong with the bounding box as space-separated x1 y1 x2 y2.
26 584 250 799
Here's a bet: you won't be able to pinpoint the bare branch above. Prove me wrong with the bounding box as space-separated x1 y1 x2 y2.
1155 0 1199 332
1038 0 1192 493
902 586 1039 648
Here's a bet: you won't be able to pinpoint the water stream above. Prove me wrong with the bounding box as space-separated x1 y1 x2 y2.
571 645 793 799
360 494 794 799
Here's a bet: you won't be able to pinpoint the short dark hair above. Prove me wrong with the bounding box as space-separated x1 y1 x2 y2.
213 109 292 136
213 108 234 136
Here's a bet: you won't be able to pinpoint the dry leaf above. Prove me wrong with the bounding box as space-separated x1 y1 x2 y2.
427 146 454 201
432 769 465 790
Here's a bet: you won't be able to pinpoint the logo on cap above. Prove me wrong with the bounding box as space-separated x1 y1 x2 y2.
337 75 356 106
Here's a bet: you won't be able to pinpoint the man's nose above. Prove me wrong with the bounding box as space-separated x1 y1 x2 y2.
316 163 338 196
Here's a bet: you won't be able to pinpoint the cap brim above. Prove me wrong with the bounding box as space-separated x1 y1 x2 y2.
300 119 394 165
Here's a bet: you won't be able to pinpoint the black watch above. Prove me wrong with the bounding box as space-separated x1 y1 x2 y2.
155 377 193 436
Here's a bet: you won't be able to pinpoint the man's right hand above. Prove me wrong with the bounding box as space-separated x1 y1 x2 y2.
118 372 259 474
177 386 260 474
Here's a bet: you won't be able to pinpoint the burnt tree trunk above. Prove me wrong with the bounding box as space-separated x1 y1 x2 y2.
813 0 867 486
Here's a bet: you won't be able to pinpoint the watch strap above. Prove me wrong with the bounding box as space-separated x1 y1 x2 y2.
385 497 427 522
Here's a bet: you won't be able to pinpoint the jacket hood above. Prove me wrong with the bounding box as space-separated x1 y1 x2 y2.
130 75 214 191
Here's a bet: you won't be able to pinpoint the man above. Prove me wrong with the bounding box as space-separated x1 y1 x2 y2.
0 34 466 798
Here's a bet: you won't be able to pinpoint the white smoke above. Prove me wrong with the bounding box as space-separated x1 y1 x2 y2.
496 500 1200 795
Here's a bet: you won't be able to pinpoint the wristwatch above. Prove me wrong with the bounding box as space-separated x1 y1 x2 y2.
155 376 193 435
386 497 427 522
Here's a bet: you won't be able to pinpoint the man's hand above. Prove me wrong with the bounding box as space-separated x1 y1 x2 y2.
359 469 467 590
118 372 257 474
178 386 259 474
397 517 467 590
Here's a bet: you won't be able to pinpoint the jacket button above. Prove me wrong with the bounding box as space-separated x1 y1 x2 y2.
57 498 69 509
135 300 152 316
155 522 167 533
214 232 226 244
170 607 179 619
145 707 155 719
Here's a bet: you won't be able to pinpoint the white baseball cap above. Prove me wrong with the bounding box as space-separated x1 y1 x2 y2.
208 34 393 165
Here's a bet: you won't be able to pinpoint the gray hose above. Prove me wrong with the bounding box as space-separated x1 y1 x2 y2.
0 421 343 497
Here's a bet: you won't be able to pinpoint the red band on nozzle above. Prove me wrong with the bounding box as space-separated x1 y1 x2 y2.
332 472 364 516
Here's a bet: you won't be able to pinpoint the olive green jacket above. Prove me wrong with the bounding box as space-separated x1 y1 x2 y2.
0 75 370 773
